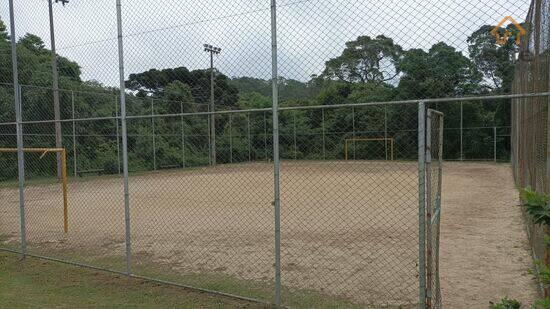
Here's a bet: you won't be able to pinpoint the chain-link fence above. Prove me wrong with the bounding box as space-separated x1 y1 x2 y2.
426 109 444 309
1 0 549 307
511 0 550 296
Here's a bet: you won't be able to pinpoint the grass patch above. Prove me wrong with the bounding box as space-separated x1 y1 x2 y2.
0 247 365 308
131 261 364 309
0 251 268 308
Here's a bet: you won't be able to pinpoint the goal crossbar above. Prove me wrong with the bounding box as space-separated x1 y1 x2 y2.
0 148 69 233
344 137 395 161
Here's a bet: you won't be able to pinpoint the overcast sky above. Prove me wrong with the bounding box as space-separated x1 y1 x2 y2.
1 0 531 86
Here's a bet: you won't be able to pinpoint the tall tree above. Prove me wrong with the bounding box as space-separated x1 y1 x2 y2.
321 35 403 84
467 24 519 93
397 42 482 99
126 67 239 108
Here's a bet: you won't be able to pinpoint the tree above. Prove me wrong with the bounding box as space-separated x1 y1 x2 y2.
467 24 519 93
0 19 12 84
19 34 46 52
164 80 195 113
230 76 316 102
237 92 271 109
397 42 482 99
230 77 271 97
321 35 403 84
126 67 239 108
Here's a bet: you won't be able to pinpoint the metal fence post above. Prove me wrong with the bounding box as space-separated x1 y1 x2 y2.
352 106 356 160
493 126 497 162
116 0 132 276
8 0 27 258
114 95 121 174
271 0 282 305
210 57 216 166
418 101 427 308
180 102 185 168
425 109 434 308
206 105 211 165
71 90 77 177
151 98 156 170
322 107 326 160
229 113 233 163
293 111 297 159
247 113 251 162
460 102 463 161
48 0 63 182
385 105 388 160
264 111 268 161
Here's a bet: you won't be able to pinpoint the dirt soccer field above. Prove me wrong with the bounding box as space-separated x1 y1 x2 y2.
0 161 537 307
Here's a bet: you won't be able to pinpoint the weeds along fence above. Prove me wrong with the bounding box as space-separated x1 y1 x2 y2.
0 0 549 307
511 0 550 296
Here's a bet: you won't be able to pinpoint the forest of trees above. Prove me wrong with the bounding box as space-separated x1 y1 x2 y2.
0 18 525 179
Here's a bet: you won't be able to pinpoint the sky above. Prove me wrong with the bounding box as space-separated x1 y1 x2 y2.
0 0 532 87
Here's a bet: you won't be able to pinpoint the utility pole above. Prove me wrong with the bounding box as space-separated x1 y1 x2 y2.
48 0 68 179
204 44 221 165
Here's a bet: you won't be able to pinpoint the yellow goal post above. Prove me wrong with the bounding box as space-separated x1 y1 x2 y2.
0 148 69 233
344 137 395 161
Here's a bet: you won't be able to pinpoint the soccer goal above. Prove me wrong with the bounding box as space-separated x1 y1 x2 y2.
0 148 69 233
344 137 395 161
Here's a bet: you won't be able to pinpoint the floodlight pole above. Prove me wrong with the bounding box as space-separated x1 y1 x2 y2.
460 102 463 161
210 52 215 165
204 44 221 165
9 0 27 258
48 0 63 180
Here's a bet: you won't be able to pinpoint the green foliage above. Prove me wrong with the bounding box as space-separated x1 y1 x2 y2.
539 264 550 286
533 298 550 309
125 67 239 107
397 42 483 99
520 187 550 225
489 297 521 309
237 92 271 109
321 35 403 83
467 24 518 93
0 17 518 178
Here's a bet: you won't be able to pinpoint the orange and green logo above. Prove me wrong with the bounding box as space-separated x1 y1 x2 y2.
491 16 526 46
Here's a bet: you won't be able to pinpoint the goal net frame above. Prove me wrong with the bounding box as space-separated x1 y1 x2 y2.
344 137 395 161
0 148 69 233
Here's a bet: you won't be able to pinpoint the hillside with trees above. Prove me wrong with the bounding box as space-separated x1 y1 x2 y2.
0 17 521 178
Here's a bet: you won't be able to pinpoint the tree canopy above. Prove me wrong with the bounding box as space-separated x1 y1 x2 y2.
0 17 521 178
321 35 403 84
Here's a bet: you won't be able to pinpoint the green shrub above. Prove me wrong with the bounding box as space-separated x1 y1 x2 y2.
535 260 550 285
489 297 521 309
533 298 550 309
520 187 550 225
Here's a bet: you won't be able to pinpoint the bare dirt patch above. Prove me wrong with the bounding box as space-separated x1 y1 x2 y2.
440 163 538 308
0 161 537 307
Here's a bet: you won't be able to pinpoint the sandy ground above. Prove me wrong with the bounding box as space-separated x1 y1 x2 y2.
440 163 538 308
0 161 538 307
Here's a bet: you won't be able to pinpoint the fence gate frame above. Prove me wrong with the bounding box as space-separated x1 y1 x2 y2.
419 104 444 308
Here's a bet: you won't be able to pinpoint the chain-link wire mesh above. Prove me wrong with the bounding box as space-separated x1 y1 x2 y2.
426 109 444 309
0 0 549 307
277 102 420 306
511 0 550 296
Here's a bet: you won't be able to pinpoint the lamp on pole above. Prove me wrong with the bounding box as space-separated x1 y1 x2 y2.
204 44 221 165
48 0 68 179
